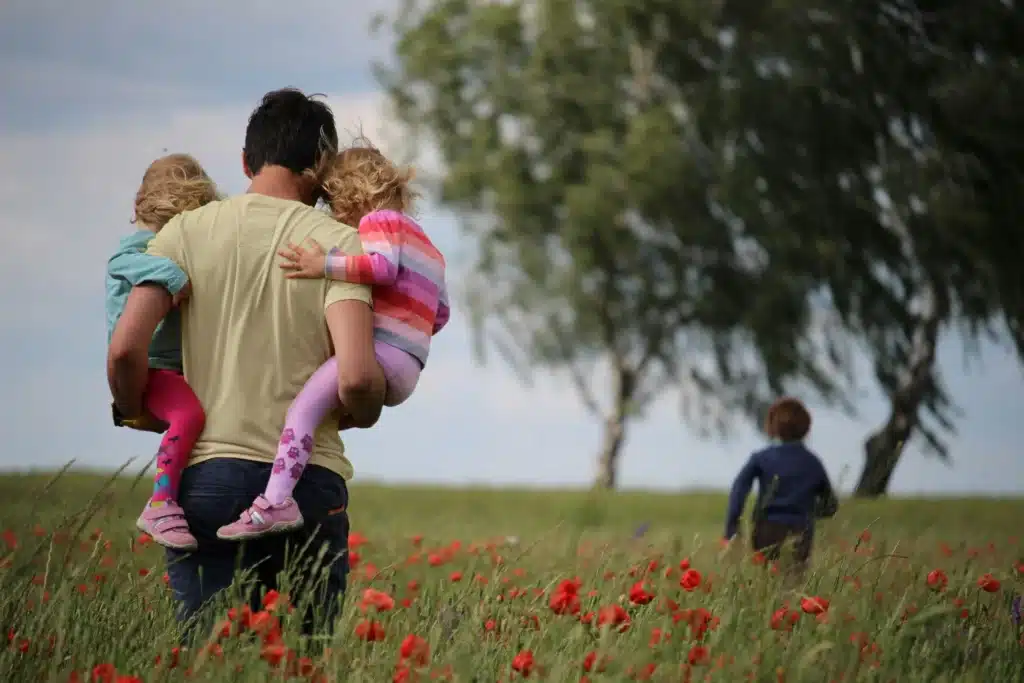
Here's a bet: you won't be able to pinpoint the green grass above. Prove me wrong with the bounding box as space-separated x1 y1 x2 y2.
1 471 1021 682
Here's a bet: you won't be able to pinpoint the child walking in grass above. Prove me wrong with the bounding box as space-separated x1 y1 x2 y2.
106 154 218 551
723 397 839 570
217 143 450 540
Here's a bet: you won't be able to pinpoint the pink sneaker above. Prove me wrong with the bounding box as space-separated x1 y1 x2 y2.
136 501 197 551
216 496 304 541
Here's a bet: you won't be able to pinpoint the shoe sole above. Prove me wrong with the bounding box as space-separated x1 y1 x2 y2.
215 518 305 541
136 517 198 552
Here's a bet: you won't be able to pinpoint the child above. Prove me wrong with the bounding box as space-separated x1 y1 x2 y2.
722 397 838 569
217 144 450 540
106 154 217 551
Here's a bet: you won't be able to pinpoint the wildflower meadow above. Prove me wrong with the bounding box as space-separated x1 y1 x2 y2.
1 472 1021 682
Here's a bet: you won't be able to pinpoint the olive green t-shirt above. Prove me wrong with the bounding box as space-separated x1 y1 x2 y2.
147 194 371 479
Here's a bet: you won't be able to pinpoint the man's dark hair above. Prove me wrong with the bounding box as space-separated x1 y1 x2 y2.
243 88 338 175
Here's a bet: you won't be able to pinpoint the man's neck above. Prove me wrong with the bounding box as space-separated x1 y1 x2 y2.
247 165 311 204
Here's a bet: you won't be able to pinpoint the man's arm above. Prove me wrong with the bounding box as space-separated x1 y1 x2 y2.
107 285 173 418
325 299 386 428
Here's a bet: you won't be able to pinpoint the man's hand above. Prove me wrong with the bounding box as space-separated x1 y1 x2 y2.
279 240 327 279
121 412 169 434
171 282 192 308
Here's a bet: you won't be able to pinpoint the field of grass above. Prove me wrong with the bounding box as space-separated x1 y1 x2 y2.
1 471 1021 682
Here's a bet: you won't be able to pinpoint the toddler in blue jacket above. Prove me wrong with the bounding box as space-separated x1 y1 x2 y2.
723 397 838 567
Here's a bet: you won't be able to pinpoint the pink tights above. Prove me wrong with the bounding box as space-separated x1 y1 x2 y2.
263 342 421 505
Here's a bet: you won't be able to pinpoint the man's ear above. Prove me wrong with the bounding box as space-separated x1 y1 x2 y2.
241 149 253 179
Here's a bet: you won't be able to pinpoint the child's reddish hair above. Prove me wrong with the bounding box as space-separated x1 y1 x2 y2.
764 397 812 442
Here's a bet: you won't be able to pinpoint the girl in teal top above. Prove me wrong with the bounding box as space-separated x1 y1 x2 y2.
105 153 218 552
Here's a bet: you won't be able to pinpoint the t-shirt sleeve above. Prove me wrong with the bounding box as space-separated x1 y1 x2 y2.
107 249 188 295
145 214 187 273
322 219 372 310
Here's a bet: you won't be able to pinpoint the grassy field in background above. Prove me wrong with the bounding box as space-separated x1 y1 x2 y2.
1 471 1022 682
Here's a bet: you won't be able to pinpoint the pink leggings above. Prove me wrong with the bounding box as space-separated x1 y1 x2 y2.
263 341 421 504
145 369 205 505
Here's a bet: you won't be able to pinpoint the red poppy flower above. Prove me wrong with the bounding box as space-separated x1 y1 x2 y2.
977 573 1001 593
549 579 582 615
628 581 655 605
582 651 610 673
511 650 535 677
771 607 800 631
399 634 430 667
800 597 830 614
360 588 396 612
926 569 948 592
596 604 631 631
679 569 702 592
355 619 386 641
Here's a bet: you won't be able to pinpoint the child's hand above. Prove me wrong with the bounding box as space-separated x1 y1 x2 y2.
279 240 327 279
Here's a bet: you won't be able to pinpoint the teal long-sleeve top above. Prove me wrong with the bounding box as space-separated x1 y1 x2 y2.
105 230 189 372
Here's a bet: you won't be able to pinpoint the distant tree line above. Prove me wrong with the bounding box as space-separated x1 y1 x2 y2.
377 0 1024 494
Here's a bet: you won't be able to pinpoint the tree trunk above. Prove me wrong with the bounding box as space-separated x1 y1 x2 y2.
593 362 635 490
854 427 908 497
853 285 945 498
594 410 627 489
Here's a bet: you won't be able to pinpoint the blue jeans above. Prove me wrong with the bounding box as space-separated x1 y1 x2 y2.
165 458 350 642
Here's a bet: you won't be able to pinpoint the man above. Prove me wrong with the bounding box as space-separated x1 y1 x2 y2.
107 88 386 638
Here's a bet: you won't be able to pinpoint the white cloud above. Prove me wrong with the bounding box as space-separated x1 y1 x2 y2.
0 0 398 72
0 91 391 295
0 58 196 111
417 352 586 421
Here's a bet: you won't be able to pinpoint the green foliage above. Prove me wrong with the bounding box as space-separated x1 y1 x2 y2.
691 1 1024 458
381 0 1024 486
380 0 849 444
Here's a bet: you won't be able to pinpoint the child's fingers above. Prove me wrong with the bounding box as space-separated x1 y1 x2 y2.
283 242 308 258
278 248 298 262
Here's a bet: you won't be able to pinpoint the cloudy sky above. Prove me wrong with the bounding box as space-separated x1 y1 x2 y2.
1 0 1021 494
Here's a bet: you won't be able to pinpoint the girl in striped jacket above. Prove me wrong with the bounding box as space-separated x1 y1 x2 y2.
218 144 449 540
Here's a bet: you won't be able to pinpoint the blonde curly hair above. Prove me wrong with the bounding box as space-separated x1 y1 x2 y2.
133 153 218 230
320 140 419 226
